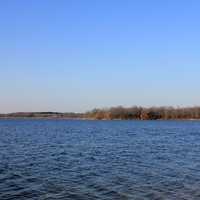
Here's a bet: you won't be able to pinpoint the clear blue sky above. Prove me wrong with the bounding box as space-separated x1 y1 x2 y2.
1 0 200 113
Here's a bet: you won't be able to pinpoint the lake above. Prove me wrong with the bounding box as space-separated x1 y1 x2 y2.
0 119 200 200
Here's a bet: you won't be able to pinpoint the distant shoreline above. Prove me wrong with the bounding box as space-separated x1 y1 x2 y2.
0 117 200 122
0 117 200 121
1 106 200 120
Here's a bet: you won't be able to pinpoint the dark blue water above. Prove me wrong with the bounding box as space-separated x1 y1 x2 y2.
0 119 200 200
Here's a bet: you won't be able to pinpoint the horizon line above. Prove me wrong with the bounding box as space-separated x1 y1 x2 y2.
1 105 200 115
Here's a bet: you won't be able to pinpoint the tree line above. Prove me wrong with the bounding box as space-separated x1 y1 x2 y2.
1 106 200 120
85 106 200 120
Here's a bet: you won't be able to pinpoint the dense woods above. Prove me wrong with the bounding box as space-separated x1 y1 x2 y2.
85 106 200 120
1 106 200 120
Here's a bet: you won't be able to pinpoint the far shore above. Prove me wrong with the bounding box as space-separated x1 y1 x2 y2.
0 116 200 121
1 106 200 120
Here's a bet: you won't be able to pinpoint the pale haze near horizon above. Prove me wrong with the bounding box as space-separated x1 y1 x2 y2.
1 0 200 113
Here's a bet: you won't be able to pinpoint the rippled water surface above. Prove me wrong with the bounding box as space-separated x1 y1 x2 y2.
1 119 200 200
